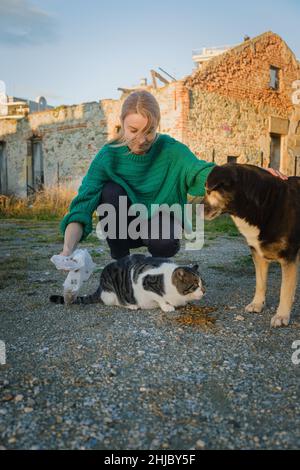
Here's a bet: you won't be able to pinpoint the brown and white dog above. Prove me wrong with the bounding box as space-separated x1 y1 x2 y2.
203 163 300 327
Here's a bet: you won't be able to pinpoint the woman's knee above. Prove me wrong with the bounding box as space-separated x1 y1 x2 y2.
100 181 128 206
148 238 180 258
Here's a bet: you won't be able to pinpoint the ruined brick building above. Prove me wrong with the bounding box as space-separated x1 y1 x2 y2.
0 31 299 198
183 31 300 173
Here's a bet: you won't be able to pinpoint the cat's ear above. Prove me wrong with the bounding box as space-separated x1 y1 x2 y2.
193 264 199 272
175 268 186 280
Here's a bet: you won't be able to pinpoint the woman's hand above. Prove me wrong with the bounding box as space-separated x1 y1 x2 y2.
58 250 74 271
59 249 72 257
59 252 72 271
265 168 288 180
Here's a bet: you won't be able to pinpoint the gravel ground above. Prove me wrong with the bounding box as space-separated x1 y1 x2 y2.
0 218 299 450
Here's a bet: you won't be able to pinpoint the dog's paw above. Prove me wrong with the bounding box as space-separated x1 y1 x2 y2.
245 301 264 313
270 314 290 328
160 304 175 313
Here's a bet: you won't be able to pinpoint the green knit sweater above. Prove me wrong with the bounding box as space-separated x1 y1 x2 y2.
60 133 216 242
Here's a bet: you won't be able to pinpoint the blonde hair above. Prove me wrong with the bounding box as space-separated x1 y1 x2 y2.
107 90 161 150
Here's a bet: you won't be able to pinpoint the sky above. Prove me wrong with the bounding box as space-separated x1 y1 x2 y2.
0 0 299 106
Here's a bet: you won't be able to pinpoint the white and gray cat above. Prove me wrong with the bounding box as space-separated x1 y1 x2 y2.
50 254 205 312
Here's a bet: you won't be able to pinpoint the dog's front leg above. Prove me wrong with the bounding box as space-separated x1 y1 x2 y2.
245 249 269 313
271 260 298 327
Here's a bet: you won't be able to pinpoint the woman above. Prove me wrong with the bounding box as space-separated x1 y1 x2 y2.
58 90 286 260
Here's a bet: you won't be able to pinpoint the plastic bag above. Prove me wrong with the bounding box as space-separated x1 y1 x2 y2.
50 249 96 298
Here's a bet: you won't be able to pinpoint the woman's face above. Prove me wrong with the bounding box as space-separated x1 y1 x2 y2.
123 113 158 154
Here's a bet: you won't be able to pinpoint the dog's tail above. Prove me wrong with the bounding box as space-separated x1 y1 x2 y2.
49 286 103 305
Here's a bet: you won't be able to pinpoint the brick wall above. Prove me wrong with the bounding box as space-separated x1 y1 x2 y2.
185 32 300 115
183 32 300 173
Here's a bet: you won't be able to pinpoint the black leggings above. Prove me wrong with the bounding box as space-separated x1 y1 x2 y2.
98 181 182 260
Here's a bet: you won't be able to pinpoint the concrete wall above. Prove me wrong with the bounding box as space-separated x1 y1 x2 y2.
0 82 188 197
0 101 116 197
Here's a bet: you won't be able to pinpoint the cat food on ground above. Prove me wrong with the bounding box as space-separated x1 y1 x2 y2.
175 303 217 327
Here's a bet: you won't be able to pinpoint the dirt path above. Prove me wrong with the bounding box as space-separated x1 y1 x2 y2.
0 219 299 449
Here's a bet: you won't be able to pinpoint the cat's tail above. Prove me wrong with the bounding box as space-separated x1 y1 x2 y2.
49 286 103 305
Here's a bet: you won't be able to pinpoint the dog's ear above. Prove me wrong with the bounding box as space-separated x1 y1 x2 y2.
222 164 238 188
192 264 199 272
208 182 221 192
207 164 238 192
224 163 239 188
